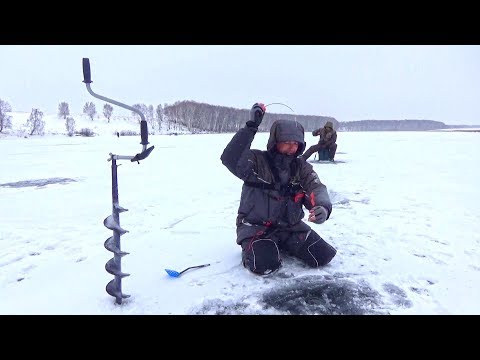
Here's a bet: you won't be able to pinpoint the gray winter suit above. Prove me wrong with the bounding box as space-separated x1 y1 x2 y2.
302 121 338 161
220 119 337 275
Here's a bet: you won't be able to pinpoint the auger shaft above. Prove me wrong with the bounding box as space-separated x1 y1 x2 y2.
104 157 130 304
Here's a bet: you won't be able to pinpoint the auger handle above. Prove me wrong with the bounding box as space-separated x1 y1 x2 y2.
82 58 92 84
81 57 155 160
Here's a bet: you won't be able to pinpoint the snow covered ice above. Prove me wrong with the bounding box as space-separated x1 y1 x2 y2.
1 128 479 314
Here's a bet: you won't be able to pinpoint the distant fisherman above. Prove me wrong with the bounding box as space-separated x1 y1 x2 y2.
301 121 337 162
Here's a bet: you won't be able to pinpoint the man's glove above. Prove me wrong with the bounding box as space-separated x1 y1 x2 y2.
246 103 266 129
308 205 328 224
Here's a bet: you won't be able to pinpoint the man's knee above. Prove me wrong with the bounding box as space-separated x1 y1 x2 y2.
297 231 337 267
241 238 281 275
327 143 337 153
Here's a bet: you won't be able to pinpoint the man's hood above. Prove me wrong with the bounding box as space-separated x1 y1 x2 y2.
266 119 306 156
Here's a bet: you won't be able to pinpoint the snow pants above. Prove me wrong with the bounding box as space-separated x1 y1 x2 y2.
239 224 337 275
302 143 337 161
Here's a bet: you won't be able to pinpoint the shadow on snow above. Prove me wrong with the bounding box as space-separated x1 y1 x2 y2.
0 177 77 188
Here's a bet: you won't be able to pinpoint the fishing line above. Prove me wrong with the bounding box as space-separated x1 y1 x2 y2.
265 102 295 113
265 102 297 123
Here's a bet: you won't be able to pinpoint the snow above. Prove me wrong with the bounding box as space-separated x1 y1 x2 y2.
1 113 479 315
432 128 480 132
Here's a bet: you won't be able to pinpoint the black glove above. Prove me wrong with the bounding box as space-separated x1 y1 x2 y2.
246 103 266 128
308 206 328 224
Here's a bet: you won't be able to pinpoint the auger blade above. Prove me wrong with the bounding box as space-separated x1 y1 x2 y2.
114 204 128 213
105 258 130 277
104 236 129 256
103 215 128 234
106 279 130 303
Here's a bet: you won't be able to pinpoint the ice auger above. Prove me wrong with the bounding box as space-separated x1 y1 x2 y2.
82 58 154 304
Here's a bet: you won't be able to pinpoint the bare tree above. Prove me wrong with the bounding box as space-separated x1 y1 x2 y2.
0 99 12 133
156 104 163 131
83 102 96 120
131 103 148 123
65 116 76 136
103 103 113 122
146 104 155 130
26 108 45 135
58 102 70 119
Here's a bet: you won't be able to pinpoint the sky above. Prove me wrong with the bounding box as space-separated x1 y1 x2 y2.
1 45 480 125
1 113 479 314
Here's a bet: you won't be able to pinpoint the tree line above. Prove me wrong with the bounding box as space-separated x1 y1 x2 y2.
162 100 338 133
338 119 446 131
0 98 455 136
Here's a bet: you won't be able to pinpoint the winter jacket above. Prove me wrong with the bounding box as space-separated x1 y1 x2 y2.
312 127 337 148
221 119 332 244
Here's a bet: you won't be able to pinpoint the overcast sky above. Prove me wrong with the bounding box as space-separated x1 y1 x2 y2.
1 45 479 125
